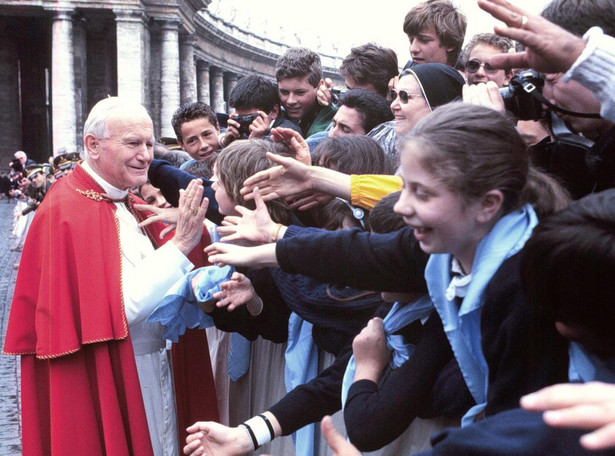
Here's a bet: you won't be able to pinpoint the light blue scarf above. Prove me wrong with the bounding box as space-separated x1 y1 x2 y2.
340 295 434 409
425 204 538 426
284 312 319 456
568 341 615 383
147 263 252 381
146 265 231 341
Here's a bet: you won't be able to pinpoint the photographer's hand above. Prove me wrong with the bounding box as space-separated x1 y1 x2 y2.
248 111 269 139
463 82 505 114
221 116 241 147
317 78 334 107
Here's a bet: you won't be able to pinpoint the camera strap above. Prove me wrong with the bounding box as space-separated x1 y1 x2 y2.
520 79 602 119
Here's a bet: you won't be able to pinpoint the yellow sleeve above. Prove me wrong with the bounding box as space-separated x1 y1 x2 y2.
350 174 403 210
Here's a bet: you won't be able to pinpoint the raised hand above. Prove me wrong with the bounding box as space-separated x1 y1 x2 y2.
477 0 586 74
172 179 209 255
217 187 282 245
269 127 311 165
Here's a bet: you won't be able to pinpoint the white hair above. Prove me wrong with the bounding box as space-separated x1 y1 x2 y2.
83 97 150 139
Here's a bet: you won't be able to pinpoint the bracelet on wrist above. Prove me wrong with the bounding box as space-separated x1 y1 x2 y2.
241 415 275 450
271 223 284 243
248 296 264 317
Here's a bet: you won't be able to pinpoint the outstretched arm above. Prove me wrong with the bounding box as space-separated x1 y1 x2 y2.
241 153 351 204
185 412 283 455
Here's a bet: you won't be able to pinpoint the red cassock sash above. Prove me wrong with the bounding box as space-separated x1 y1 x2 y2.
3 165 218 455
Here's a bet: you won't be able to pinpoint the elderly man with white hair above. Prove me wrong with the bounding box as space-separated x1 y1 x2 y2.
3 97 218 456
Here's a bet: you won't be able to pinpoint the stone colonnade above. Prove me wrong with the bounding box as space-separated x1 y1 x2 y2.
47 7 244 151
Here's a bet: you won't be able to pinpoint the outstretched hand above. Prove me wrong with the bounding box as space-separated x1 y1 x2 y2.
205 242 279 269
184 421 252 455
269 127 312 165
217 187 280 245
521 381 615 451
241 152 313 202
477 0 586 74
134 203 179 239
212 272 257 311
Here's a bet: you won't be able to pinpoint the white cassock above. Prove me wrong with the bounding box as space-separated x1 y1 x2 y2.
83 162 194 456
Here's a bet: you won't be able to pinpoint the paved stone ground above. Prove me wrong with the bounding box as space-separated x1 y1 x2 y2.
0 199 23 455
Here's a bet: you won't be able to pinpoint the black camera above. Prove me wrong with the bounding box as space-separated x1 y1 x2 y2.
330 87 348 106
234 114 260 138
499 69 546 121
9 160 23 172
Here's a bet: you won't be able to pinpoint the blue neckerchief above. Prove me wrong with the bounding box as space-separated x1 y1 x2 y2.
146 265 232 341
341 296 434 409
568 341 615 383
426 204 538 426
284 312 319 456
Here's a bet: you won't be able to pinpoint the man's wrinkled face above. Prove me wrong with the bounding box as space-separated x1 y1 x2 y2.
89 112 154 190
278 76 320 121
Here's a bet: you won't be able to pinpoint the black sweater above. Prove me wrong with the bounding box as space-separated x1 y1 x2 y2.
276 227 569 438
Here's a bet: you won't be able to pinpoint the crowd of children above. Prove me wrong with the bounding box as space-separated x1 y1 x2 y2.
6 0 615 454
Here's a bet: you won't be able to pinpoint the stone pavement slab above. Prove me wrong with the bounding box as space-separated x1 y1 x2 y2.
0 200 22 456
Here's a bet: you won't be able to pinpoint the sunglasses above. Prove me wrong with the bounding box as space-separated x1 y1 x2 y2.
389 89 423 104
465 59 499 74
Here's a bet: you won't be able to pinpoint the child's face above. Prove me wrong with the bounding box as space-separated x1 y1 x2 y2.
407 27 453 65
179 117 220 161
393 145 485 273
211 164 239 217
278 76 319 121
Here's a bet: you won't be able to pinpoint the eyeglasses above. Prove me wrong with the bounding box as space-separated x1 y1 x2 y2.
465 59 499 74
389 89 423 104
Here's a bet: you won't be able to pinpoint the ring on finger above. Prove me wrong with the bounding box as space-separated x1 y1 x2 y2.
520 15 528 28
190 206 198 216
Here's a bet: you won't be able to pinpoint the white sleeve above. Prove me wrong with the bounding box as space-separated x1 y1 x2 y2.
124 241 194 325
563 27 615 123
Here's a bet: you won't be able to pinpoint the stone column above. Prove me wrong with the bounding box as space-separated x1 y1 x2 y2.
196 61 211 105
210 66 225 113
115 9 148 104
159 20 181 137
73 15 88 144
0 31 22 158
180 35 197 104
51 8 78 154
225 72 239 111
